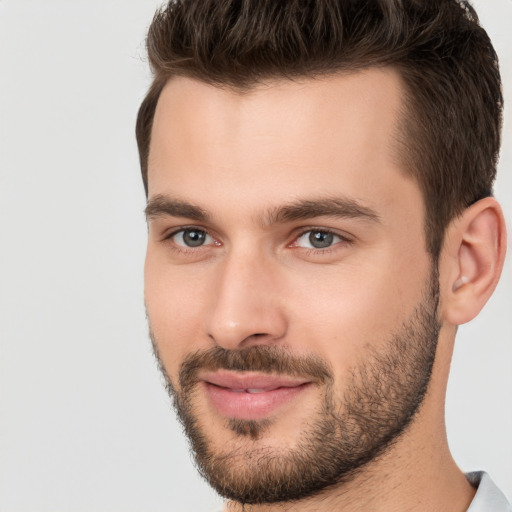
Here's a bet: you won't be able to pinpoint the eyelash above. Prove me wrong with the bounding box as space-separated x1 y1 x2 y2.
162 226 353 255
291 227 353 256
162 226 219 255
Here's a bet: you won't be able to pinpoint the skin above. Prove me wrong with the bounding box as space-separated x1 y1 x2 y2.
144 68 506 511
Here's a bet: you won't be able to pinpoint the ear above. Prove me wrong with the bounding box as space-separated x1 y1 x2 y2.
439 197 507 326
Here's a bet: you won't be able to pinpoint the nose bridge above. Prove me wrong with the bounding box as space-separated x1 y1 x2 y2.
207 244 287 349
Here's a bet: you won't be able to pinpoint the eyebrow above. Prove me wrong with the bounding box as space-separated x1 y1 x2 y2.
263 197 380 225
145 194 380 225
145 195 210 222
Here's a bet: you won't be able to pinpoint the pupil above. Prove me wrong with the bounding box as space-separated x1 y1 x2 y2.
183 230 205 247
309 231 333 249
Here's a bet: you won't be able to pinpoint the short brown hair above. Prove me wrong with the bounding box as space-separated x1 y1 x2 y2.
136 0 502 258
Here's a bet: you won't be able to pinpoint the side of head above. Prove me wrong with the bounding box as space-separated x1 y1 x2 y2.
136 0 503 260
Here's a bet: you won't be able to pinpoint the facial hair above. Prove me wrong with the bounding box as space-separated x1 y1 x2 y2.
149 271 440 505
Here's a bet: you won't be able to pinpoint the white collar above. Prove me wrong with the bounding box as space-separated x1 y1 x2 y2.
466 472 511 511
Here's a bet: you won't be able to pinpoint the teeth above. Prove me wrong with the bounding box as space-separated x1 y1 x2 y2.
228 387 281 393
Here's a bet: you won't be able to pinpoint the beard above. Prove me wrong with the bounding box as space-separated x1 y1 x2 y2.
149 270 440 505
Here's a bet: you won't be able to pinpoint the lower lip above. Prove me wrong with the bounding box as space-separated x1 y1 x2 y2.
203 382 311 420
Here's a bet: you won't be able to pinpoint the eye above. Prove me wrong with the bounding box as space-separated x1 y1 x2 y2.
294 230 344 249
171 228 214 248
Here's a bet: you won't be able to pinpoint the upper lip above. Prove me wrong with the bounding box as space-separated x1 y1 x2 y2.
201 371 310 391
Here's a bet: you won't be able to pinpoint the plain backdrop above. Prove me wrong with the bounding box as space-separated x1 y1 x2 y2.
0 1 511 511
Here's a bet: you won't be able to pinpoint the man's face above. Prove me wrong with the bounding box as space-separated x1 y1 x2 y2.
144 69 439 503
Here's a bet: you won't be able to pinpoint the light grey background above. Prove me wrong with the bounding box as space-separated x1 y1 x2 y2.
0 1 510 511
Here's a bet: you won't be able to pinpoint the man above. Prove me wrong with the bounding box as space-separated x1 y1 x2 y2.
137 0 510 510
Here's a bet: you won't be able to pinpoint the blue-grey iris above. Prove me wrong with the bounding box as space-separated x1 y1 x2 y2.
182 230 207 247
309 231 334 248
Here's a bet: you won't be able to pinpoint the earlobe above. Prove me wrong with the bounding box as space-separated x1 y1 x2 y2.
440 197 507 326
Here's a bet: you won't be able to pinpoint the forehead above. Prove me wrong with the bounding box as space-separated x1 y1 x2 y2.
147 69 420 225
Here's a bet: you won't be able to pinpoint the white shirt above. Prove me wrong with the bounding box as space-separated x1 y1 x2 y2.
466 472 511 511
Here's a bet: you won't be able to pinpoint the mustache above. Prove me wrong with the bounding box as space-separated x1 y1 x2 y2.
178 345 333 392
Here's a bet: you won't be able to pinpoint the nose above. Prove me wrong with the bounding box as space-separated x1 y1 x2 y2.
206 250 288 350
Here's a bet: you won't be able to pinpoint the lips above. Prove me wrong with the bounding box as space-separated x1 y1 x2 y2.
201 371 311 420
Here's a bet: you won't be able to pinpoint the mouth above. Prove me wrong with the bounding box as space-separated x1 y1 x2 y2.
200 371 313 420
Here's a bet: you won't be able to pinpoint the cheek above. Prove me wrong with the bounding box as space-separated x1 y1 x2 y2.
287 252 430 366
144 251 211 376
